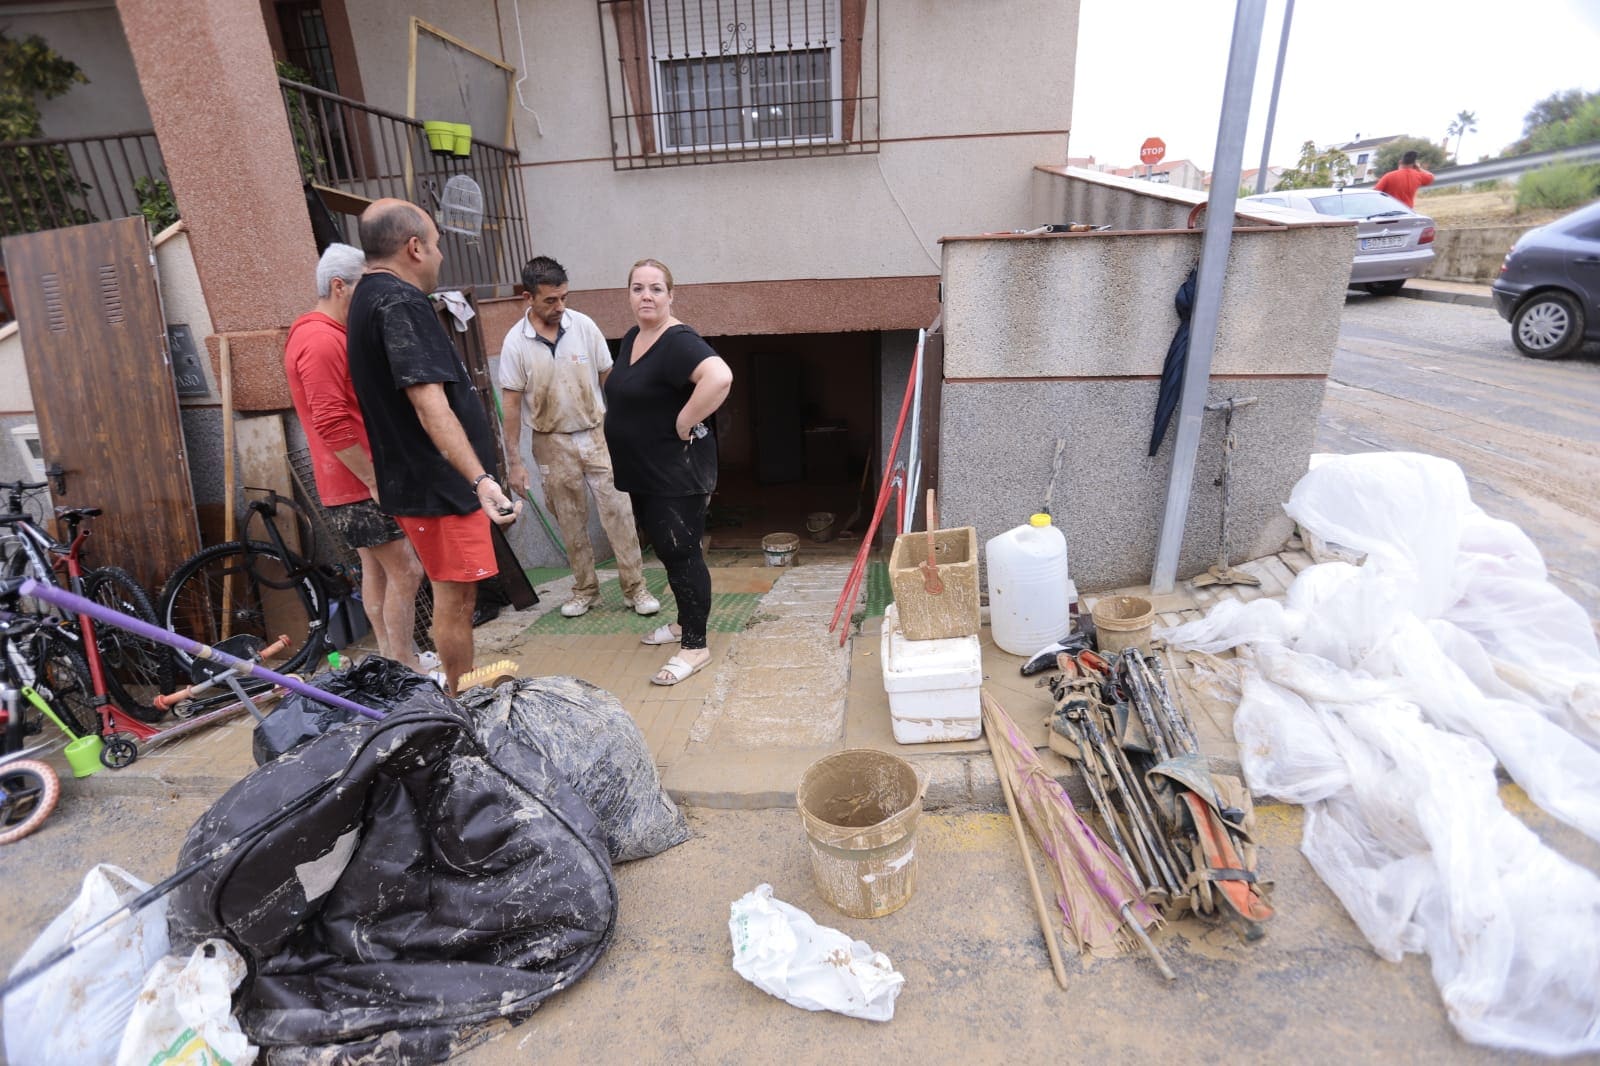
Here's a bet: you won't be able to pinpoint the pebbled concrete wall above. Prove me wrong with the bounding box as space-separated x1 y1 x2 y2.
937 170 1349 591
1425 224 1529 283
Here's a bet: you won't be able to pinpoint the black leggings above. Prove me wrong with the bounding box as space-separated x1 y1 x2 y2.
632 493 711 650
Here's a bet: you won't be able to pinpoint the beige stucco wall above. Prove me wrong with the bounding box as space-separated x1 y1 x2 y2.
6 0 151 136
346 0 1075 292
0 324 27 414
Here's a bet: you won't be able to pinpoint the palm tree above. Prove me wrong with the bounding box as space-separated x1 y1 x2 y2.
1446 110 1478 163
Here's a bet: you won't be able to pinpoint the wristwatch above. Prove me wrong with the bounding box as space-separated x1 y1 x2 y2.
472 473 494 490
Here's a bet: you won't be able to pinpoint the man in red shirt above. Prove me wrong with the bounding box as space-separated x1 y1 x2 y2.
1373 151 1434 209
285 243 424 670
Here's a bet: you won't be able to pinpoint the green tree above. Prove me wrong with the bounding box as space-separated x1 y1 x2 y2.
1507 88 1597 154
0 30 91 236
1276 140 1353 190
1527 94 1600 153
1446 110 1477 162
1372 136 1448 177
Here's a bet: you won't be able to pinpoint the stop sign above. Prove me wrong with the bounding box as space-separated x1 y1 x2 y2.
1140 137 1166 166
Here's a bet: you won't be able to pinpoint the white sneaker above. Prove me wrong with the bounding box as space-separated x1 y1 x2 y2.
627 593 661 616
560 595 595 618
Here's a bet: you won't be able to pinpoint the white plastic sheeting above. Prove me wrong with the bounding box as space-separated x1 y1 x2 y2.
1160 452 1600 1055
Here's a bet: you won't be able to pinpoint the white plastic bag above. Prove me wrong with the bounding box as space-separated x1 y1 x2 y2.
729 884 904 1022
116 939 256 1066
4 864 170 1066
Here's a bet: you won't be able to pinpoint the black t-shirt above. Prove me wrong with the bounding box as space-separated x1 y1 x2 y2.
603 324 718 497
345 272 496 516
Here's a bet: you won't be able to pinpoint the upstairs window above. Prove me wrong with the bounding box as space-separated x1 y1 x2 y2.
600 0 877 169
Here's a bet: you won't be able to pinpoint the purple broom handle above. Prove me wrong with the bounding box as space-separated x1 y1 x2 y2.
20 578 386 722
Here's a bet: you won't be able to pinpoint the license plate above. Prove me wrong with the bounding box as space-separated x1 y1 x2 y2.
1361 235 1405 250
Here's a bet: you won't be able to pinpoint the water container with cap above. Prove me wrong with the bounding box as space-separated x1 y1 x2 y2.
985 514 1071 655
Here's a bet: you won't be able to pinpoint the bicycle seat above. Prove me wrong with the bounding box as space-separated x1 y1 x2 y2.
53 507 102 520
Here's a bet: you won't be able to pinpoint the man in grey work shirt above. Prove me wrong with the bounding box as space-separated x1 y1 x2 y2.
499 256 657 618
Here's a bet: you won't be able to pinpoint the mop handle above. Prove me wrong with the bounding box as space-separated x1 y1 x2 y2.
17 579 385 722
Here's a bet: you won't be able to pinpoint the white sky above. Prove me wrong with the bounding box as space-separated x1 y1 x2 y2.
1069 0 1600 173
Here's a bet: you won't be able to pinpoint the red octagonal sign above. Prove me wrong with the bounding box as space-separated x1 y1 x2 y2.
1140 137 1166 166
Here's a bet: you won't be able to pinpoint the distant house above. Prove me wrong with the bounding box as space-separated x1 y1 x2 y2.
1106 158 1204 191
1336 135 1405 183
1203 166 1286 193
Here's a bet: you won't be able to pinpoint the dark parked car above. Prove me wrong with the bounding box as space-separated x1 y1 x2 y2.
1240 187 1435 295
1492 199 1600 359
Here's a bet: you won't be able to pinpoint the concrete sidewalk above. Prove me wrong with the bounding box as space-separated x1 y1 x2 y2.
1399 277 1495 309
49 545 1310 814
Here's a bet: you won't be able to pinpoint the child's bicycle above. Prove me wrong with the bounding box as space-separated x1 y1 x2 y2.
0 661 62 845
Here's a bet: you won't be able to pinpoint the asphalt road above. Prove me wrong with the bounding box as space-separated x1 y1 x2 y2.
1317 291 1600 619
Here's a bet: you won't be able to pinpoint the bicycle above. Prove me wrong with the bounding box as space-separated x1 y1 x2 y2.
157 487 346 677
0 480 174 727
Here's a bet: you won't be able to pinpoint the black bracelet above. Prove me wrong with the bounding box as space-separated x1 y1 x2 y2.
472 473 494 490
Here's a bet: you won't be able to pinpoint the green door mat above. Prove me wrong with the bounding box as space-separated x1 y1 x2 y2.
526 569 761 635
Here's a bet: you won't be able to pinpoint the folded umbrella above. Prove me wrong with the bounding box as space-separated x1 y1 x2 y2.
1148 266 1198 457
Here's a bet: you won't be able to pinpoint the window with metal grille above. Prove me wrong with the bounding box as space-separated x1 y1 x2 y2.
598 0 877 169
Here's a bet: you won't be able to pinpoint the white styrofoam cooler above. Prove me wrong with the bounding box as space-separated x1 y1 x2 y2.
880 604 983 744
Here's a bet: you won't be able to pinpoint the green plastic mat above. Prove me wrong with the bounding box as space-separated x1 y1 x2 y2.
524 566 572 586
527 569 761 635
863 559 891 619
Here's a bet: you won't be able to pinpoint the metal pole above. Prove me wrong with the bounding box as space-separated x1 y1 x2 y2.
1254 0 1295 195
1150 0 1268 593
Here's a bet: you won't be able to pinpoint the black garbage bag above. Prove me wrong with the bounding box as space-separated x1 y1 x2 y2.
252 656 432 765
172 691 617 1064
459 676 690 863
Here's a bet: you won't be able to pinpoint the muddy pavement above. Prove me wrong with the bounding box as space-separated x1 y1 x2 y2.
5 786 1597 1064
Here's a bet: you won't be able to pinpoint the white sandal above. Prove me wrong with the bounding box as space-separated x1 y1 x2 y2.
640 624 681 646
651 654 709 687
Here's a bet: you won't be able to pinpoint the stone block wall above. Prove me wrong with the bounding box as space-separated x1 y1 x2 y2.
938 171 1352 591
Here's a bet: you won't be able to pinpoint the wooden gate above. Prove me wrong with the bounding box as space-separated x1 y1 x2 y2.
3 217 201 594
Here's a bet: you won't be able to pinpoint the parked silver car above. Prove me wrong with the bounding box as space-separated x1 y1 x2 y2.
1240 188 1436 296
1491 199 1600 359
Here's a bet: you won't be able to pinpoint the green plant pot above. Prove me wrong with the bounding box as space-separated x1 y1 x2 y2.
423 120 455 155
450 123 473 157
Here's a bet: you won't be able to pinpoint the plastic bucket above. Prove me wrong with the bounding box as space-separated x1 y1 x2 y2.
762 532 799 567
796 749 923 918
805 511 835 542
423 120 454 154
1092 594 1155 655
63 734 104 778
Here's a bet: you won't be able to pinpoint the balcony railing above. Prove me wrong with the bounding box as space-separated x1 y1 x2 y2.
0 130 166 238
279 78 532 296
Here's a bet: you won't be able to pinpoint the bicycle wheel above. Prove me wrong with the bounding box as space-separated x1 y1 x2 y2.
1 628 98 739
159 541 328 675
0 759 60 845
82 567 175 723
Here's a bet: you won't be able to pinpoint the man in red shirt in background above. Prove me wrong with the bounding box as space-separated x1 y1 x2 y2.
1374 150 1434 209
285 243 424 670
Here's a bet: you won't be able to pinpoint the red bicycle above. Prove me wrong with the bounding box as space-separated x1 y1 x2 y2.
0 480 174 767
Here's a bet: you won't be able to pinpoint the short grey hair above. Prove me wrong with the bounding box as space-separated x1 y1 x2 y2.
316 243 366 298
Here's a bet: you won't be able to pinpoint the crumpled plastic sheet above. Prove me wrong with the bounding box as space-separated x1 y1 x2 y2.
1159 452 1600 1055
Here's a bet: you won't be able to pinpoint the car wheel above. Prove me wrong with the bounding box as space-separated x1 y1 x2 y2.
1362 280 1406 296
1512 290 1585 359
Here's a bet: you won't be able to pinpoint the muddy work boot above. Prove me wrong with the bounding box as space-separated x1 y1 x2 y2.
625 592 661 616
560 594 597 618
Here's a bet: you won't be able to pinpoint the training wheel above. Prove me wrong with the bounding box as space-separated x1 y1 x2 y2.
101 735 139 769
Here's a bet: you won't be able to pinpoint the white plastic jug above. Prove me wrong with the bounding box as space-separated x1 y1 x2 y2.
985 514 1071 655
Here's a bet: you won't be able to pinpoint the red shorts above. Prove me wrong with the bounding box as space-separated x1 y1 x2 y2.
396 512 498 583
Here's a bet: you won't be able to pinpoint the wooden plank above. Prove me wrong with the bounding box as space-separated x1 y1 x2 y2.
1280 549 1315 574
311 182 374 216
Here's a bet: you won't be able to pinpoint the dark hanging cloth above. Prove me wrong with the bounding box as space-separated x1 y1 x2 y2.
1149 266 1199 457
303 181 344 254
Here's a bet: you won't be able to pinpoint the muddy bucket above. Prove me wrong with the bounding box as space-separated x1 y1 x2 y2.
762 532 799 566
1092 594 1155 655
796 749 924 918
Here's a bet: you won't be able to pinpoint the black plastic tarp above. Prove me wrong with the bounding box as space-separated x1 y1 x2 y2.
171 687 617 1063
